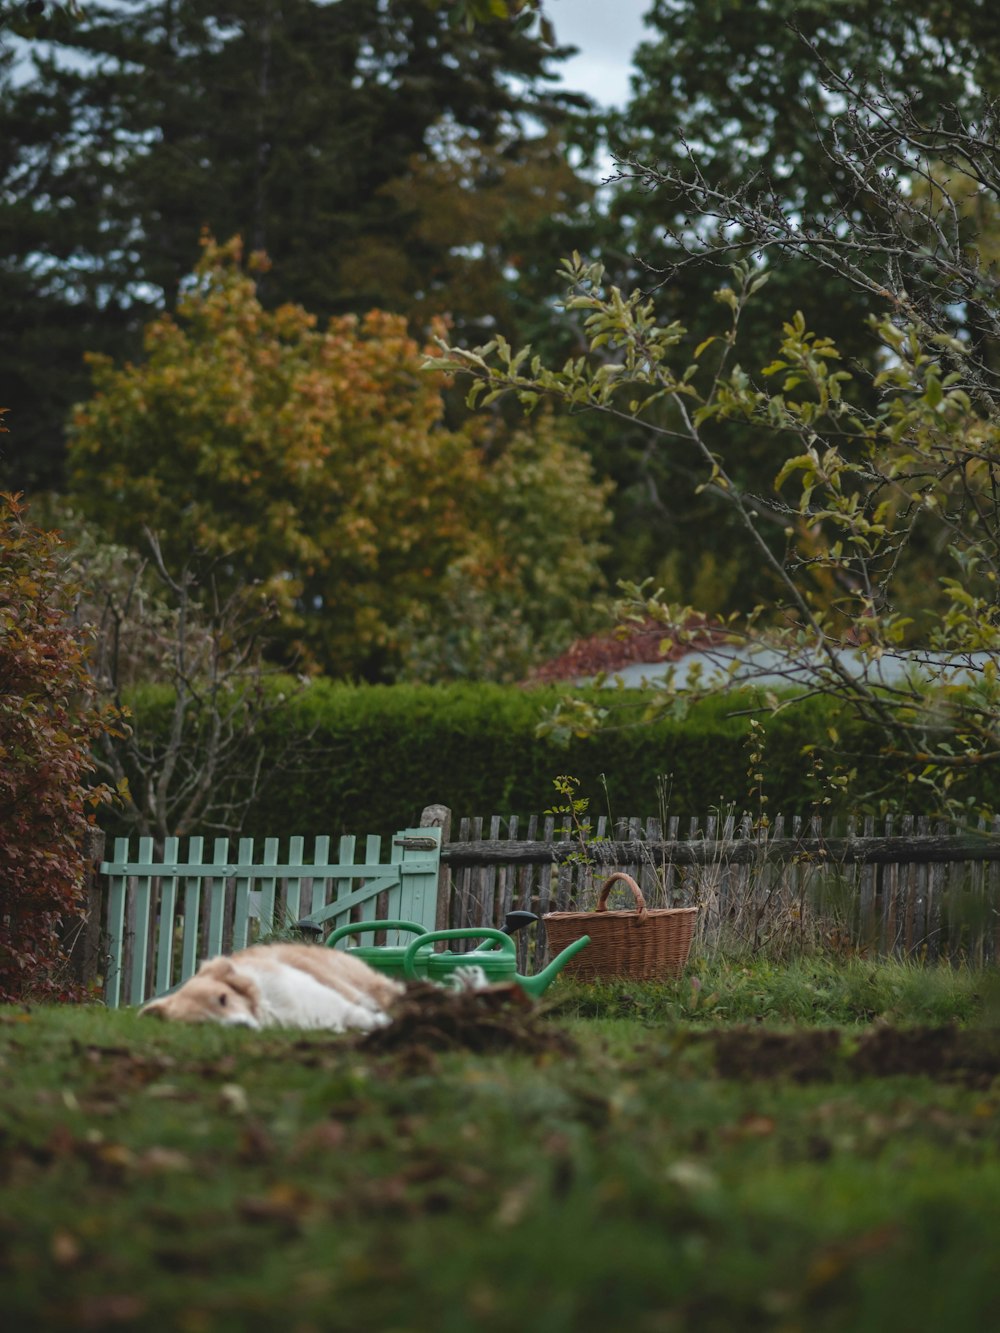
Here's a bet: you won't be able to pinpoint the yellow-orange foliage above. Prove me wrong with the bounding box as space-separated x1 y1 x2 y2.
70 236 611 677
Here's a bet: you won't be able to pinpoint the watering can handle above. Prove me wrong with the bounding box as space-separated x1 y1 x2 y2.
402 928 515 980
324 920 428 949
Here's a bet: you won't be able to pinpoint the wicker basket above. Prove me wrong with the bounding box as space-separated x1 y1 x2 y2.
544 872 698 982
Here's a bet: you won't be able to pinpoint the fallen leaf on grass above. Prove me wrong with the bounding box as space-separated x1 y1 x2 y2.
92 1142 135 1177
720 1113 777 1142
805 1224 900 1294
51 1227 82 1267
494 1179 536 1228
137 1146 193 1175
217 1083 248 1115
236 1120 275 1163
666 1160 718 1193
237 1182 315 1232
144 1083 196 1102
72 1293 147 1327
290 1120 347 1159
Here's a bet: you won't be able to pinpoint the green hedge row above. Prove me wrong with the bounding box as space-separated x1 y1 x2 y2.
117 681 990 841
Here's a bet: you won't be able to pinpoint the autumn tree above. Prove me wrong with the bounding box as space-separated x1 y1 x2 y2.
394 421 613 681
69 236 611 680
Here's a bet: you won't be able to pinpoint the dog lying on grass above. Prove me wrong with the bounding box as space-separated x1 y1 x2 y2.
140 943 403 1032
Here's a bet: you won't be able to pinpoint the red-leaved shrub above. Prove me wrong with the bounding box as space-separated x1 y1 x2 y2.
0 487 120 1002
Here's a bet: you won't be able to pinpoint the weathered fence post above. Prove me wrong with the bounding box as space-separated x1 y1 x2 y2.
66 826 106 989
421 804 452 931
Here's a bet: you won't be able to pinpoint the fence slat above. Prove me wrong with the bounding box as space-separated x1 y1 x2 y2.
257 839 280 934
103 837 130 1007
155 836 180 994
283 835 305 925
127 836 155 1006
232 837 255 952
360 835 382 923
181 837 205 983
499 816 517 925
206 837 229 959
311 836 331 920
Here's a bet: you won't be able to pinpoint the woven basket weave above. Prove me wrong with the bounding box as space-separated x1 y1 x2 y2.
544 872 698 981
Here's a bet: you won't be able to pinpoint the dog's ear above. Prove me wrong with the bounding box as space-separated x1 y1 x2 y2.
196 956 259 1009
202 957 258 1003
224 968 259 1002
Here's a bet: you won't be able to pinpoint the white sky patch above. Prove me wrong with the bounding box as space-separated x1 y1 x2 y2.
547 0 652 109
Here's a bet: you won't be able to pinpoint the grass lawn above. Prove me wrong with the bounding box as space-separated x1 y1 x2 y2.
1 957 998 1332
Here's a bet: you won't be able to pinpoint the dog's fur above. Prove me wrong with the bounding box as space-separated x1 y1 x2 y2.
140 943 403 1032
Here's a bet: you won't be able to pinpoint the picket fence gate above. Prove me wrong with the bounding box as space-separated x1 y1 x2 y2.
100 826 442 1008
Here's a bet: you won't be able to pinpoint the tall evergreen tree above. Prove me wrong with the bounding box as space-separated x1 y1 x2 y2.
0 0 593 490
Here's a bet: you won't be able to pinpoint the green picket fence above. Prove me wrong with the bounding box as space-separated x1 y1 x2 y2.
99 827 442 1007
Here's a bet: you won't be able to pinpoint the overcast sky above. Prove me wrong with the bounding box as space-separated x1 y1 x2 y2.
546 0 654 108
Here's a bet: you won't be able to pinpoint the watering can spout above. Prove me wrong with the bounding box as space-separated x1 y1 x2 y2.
401 928 591 995
518 935 590 997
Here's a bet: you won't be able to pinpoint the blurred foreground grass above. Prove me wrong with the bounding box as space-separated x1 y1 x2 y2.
1 958 998 1332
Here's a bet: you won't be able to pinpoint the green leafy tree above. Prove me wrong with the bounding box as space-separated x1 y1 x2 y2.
0 476 121 1002
69 236 611 680
577 0 1000 608
430 65 1000 808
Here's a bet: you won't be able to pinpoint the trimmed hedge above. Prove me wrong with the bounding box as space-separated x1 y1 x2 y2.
112 681 993 841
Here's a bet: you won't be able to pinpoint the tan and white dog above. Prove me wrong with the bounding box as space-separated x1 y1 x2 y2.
140 943 403 1032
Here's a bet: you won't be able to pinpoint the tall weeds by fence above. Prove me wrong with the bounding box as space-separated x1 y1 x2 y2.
443 811 1000 969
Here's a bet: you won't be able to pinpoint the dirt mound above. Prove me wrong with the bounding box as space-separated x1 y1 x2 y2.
850 1025 1000 1082
712 1028 842 1083
360 982 576 1060
709 1025 1000 1085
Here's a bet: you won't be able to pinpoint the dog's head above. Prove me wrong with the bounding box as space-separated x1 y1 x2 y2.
141 957 261 1027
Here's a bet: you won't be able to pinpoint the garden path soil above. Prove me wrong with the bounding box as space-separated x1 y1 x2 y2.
363 984 1000 1086
708 1025 1000 1085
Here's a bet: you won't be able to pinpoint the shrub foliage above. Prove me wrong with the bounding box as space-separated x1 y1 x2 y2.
0 492 120 1001
113 679 979 842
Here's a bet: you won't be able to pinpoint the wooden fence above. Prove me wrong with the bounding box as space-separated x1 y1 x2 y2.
440 810 1000 969
81 806 1000 1000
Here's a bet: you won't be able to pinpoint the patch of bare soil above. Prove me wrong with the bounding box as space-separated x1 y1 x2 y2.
849 1025 1000 1083
711 1029 843 1083
709 1026 1000 1086
359 983 577 1061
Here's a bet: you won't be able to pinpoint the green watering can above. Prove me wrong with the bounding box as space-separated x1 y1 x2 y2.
402 927 591 998
321 920 429 980
313 910 540 982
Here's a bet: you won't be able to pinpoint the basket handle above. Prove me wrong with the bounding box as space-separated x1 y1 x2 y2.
595 872 648 921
